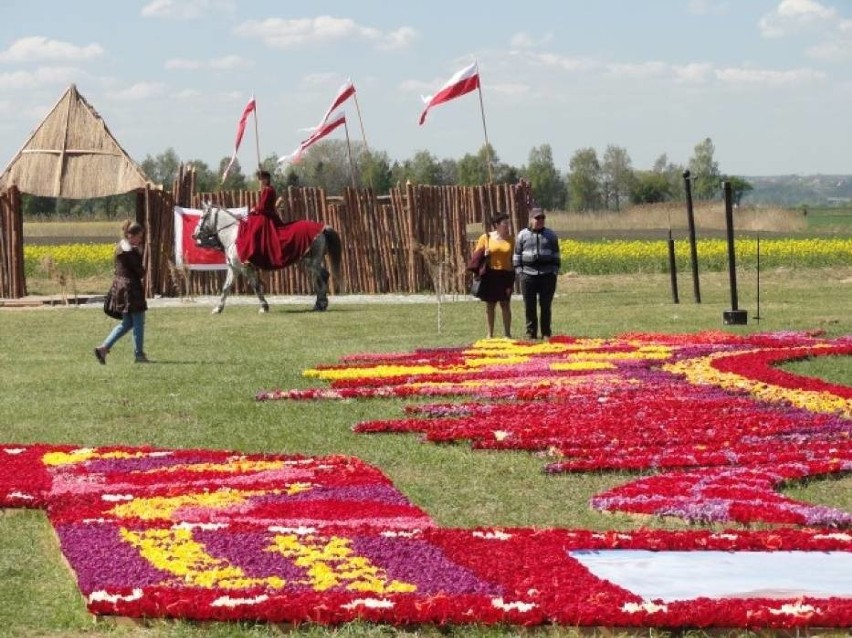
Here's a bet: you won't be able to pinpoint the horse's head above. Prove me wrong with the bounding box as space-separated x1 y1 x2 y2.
192 201 225 250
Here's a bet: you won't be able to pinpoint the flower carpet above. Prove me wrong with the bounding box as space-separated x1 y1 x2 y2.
1 442 851 629
260 331 852 529
1 331 850 629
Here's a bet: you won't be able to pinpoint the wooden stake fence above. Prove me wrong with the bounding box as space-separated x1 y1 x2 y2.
0 186 25 298
0 172 532 299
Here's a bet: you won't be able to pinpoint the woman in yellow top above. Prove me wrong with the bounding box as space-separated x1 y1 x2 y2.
474 212 515 338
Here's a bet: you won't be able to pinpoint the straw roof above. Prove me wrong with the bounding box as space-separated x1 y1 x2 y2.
0 84 152 199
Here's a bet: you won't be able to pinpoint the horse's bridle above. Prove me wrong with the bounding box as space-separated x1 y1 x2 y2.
194 205 241 251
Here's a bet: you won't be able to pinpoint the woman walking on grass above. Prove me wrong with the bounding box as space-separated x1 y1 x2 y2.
94 220 149 364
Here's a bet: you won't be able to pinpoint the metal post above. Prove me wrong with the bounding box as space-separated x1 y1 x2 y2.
682 170 701 303
667 229 679 304
722 181 747 325
755 231 761 322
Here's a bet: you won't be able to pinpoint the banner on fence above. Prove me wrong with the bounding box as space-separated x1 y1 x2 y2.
173 206 247 271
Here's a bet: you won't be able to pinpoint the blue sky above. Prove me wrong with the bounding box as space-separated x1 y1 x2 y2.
1 0 850 177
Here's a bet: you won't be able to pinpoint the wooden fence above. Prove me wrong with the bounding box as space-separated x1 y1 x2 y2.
149 167 533 297
0 186 25 298
0 168 532 299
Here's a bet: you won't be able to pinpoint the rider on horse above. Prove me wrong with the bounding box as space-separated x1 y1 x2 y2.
236 170 284 269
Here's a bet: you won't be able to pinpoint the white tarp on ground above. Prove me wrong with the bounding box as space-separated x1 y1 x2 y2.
570 550 852 602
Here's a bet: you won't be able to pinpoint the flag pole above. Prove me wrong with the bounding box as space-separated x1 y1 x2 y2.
252 92 261 171
352 93 373 190
475 66 494 184
343 119 357 188
352 93 370 153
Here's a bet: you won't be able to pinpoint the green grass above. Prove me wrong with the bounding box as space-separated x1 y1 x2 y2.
804 205 852 235
0 268 850 637
23 220 120 239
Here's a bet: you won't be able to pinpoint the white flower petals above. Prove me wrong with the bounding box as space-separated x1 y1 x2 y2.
211 594 269 608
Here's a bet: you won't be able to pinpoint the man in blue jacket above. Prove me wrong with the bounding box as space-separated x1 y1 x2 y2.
513 208 561 340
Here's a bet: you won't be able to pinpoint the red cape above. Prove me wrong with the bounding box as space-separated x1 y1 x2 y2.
236 218 325 270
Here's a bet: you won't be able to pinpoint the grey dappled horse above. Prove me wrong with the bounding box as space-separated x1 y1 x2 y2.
191 202 342 314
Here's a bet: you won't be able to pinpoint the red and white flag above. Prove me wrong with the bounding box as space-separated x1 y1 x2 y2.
279 110 347 165
222 95 256 180
318 79 355 127
418 62 480 126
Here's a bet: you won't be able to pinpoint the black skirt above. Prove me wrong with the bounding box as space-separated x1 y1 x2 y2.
478 269 515 303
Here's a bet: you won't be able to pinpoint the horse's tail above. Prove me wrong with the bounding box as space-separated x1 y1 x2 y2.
323 226 344 294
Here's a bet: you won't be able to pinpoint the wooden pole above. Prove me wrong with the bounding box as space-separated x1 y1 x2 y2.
475 69 494 184
352 93 370 153
682 170 701 303
343 119 357 188
352 93 374 190
252 93 261 170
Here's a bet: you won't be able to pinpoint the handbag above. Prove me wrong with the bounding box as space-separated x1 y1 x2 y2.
469 277 483 298
103 290 123 320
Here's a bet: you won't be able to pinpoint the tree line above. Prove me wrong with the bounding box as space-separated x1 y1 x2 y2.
23 136 752 219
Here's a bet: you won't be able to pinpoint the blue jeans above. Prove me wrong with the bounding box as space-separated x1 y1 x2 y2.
102 311 145 356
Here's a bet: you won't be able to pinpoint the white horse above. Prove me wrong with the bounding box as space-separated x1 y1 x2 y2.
191 202 342 314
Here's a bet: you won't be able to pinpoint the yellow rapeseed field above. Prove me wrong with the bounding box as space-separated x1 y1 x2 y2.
23 237 852 280
560 237 852 274
24 244 115 278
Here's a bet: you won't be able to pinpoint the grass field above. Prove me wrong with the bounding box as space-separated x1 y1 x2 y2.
0 266 850 637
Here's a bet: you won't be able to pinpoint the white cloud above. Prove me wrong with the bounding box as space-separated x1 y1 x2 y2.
688 0 729 16
210 55 250 70
516 48 823 89
0 66 80 90
107 82 167 101
234 16 417 51
165 58 201 70
509 32 554 49
490 82 530 97
165 55 250 71
510 32 536 49
377 27 418 51
673 62 715 83
524 51 600 73
715 66 825 85
606 61 669 79
806 17 852 60
0 37 103 63
141 0 235 20
759 0 836 37
175 88 202 100
759 1 851 60
398 78 434 95
301 72 340 87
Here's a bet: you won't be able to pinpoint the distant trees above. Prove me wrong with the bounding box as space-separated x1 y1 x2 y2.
722 175 754 205
402 150 442 185
652 153 687 202
601 145 633 211
630 171 672 204
140 148 180 187
458 144 496 186
184 159 217 193
525 144 565 210
124 128 751 212
23 134 763 218
688 138 721 200
567 148 603 211
360 151 394 193
132 135 744 210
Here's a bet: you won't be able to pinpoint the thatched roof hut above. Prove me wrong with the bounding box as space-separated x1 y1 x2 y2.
0 84 152 198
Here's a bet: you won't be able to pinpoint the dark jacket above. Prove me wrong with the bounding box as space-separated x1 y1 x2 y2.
105 240 147 315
